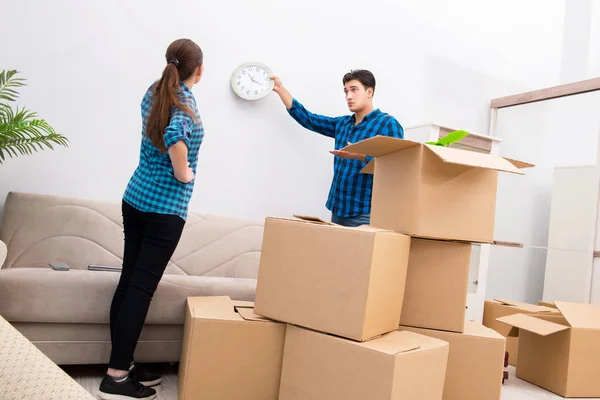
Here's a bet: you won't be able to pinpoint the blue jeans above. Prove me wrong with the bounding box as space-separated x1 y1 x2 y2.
331 213 371 227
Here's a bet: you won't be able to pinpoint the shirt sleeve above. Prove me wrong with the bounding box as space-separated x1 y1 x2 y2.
287 98 340 139
163 107 193 150
362 117 404 165
382 117 405 139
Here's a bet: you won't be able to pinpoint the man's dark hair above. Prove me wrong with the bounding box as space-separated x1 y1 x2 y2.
343 69 376 95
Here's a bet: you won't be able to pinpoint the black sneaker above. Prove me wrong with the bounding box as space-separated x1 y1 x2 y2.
98 374 157 400
130 362 162 387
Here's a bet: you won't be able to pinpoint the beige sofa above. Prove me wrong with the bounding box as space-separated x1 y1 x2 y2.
0 191 264 365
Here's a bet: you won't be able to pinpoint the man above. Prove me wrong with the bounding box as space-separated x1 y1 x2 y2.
270 69 404 227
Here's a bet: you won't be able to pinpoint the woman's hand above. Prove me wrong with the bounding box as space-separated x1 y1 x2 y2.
183 163 195 183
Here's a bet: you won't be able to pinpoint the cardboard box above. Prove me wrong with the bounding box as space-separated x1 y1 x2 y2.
254 217 411 341
401 321 506 400
343 137 532 243
400 238 471 333
278 325 449 400
178 296 286 400
483 299 558 366
498 302 600 398
539 300 558 309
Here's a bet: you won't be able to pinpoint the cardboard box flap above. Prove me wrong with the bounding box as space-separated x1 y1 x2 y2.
393 344 421 355
359 331 423 355
235 307 271 323
493 299 519 307
504 157 535 169
188 296 242 322
554 301 600 329
493 298 557 313
342 136 421 157
497 314 570 336
424 145 525 175
463 321 506 340
289 214 391 232
539 301 558 309
232 300 255 309
360 160 375 175
292 215 336 226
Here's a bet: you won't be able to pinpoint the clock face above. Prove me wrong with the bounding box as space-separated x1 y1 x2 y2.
231 62 275 100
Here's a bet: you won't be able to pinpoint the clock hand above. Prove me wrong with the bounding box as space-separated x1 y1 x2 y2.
248 73 265 90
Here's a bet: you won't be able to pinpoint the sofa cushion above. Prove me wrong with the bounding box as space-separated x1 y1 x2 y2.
0 191 264 278
0 268 256 325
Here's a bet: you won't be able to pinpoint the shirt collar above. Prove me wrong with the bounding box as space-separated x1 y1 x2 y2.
353 108 381 124
180 81 192 93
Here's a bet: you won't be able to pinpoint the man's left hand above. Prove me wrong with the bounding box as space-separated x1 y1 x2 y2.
329 150 367 162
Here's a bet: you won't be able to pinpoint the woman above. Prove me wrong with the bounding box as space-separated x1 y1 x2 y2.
98 38 205 400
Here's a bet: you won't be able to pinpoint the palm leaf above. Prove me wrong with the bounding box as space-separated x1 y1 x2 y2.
426 130 469 147
0 69 68 163
0 119 65 141
0 116 69 164
0 132 69 163
0 70 26 102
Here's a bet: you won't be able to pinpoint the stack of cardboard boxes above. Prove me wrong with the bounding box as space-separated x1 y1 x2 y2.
253 216 449 399
348 137 527 400
178 136 533 400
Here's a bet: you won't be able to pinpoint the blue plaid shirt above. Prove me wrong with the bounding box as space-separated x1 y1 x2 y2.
288 98 404 217
123 82 204 221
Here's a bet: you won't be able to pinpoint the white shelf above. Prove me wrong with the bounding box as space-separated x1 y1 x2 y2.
405 123 503 143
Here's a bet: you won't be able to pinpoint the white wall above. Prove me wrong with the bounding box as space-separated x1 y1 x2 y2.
581 0 600 79
560 0 594 83
0 0 566 223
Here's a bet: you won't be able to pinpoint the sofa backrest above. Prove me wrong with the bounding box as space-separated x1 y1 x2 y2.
0 192 264 278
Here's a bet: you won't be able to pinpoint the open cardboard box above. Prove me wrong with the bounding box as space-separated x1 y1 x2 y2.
497 302 600 398
343 137 533 243
279 325 449 400
483 299 559 366
178 296 286 400
254 215 411 341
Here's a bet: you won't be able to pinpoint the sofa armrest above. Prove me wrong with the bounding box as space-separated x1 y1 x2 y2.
0 240 6 268
0 314 97 399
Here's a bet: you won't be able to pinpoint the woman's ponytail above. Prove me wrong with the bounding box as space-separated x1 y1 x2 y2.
145 39 203 152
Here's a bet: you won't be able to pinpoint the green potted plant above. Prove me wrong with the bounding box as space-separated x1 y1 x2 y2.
0 70 68 164
426 129 469 146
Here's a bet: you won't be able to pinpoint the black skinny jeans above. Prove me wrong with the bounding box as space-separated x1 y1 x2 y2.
108 200 185 370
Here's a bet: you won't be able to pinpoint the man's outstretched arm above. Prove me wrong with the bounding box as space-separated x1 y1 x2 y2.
271 75 339 138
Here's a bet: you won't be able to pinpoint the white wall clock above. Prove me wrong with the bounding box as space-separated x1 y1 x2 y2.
231 62 275 101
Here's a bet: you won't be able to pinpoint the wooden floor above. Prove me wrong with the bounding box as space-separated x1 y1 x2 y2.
63 364 599 400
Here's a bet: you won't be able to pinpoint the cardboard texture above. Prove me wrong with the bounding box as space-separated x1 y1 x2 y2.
343 136 531 243
400 238 471 333
278 325 449 400
498 302 600 398
178 296 286 400
401 321 506 400
539 300 558 309
254 217 412 341
483 299 558 366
